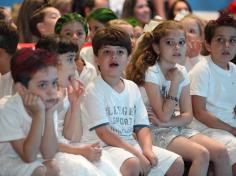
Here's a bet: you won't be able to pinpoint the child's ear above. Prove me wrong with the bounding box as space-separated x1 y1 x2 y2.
152 43 160 54
204 40 211 53
15 82 27 96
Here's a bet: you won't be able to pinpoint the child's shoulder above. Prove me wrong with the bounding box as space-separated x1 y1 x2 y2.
0 94 22 113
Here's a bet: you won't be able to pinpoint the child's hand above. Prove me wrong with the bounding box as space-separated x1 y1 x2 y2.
22 92 45 117
149 116 163 127
166 67 184 84
186 34 202 58
46 91 62 115
67 78 84 105
136 152 151 175
143 149 158 167
79 142 102 162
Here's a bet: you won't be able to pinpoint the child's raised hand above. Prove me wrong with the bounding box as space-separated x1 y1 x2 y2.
20 91 45 117
79 142 102 162
166 67 184 84
67 78 84 105
46 91 62 114
186 34 202 58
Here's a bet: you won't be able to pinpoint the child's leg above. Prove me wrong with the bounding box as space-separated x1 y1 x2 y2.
43 159 60 176
31 166 47 176
120 157 140 176
165 157 184 176
190 134 232 176
167 136 209 176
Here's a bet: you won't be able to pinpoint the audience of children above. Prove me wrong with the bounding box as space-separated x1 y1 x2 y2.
1 0 236 175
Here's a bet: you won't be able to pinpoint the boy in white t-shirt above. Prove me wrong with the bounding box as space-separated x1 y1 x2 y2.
0 49 60 176
81 26 184 176
189 13 236 173
0 21 19 98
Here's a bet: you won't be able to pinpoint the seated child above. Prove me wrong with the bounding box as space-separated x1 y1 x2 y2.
0 21 19 98
0 49 60 176
80 26 184 176
189 12 236 174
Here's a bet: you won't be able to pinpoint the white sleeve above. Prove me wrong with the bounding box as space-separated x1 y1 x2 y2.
0 108 25 142
180 66 190 87
189 64 210 97
145 67 161 85
81 87 109 131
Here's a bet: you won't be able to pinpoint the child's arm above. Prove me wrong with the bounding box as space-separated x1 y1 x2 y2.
135 127 157 167
192 95 236 136
40 106 59 159
10 93 45 162
63 80 84 141
58 142 101 161
95 126 151 175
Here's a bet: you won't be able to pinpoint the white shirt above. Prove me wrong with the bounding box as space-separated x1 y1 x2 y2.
184 55 205 72
189 56 236 126
80 76 149 145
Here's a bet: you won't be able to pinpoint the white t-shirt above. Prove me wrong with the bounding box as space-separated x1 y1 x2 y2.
80 76 149 145
0 94 33 158
75 60 97 88
80 46 99 74
189 56 236 126
141 63 189 115
0 72 14 99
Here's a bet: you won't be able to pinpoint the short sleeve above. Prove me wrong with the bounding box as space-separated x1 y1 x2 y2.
145 66 161 85
179 66 190 87
81 85 109 131
189 63 210 97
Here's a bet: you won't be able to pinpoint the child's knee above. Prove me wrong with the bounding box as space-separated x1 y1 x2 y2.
32 166 47 176
166 157 184 176
196 146 210 163
44 160 60 176
212 144 229 161
120 157 140 176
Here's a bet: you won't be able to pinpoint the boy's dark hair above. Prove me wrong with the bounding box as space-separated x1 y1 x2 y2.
92 26 132 56
0 21 19 55
36 35 78 54
205 12 236 44
11 48 58 87
29 3 53 38
0 7 6 20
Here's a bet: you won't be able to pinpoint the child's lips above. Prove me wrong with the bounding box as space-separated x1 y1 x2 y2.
46 98 59 106
109 62 119 67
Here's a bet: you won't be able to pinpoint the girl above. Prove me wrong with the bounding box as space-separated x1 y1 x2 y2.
55 12 97 87
126 20 232 176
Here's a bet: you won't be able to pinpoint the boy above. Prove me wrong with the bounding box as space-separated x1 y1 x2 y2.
80 26 184 176
36 36 120 175
0 49 60 176
0 21 19 98
189 13 236 173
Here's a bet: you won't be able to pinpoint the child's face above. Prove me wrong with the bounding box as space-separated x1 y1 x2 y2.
207 26 236 67
40 7 61 36
27 66 58 109
134 0 151 25
96 45 129 78
182 18 201 38
88 19 105 39
60 21 86 51
173 1 189 17
157 29 186 65
57 52 77 88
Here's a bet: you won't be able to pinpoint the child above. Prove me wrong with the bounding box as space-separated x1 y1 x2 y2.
55 12 97 86
36 36 120 176
0 49 60 176
126 20 232 176
189 13 236 174
29 3 61 41
180 14 206 72
0 21 19 98
80 26 184 176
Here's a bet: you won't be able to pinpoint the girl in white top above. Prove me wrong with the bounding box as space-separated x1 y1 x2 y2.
189 13 236 174
126 20 232 176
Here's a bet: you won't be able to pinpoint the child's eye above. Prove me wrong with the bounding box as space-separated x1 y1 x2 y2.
189 29 196 34
77 32 84 36
38 82 47 89
166 40 175 46
117 50 125 55
103 50 111 55
67 56 75 63
230 38 236 45
179 40 186 46
216 37 225 43
65 32 72 36
52 80 58 88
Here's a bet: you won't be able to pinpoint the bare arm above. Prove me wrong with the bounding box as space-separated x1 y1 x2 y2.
152 0 166 19
192 95 236 135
